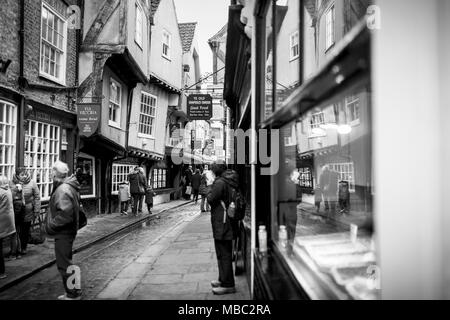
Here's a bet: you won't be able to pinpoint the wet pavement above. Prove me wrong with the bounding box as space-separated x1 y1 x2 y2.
0 203 250 300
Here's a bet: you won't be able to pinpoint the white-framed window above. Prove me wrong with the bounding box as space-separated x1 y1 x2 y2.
310 112 325 129
0 101 17 179
152 168 167 189
109 78 122 128
139 92 157 137
135 2 143 48
346 94 361 125
24 120 60 200
40 2 67 84
329 162 356 192
290 31 300 60
325 4 335 50
162 30 172 60
112 164 135 195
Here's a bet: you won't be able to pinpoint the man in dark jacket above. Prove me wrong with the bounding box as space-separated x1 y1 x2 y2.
207 164 239 295
191 169 202 204
46 160 82 300
128 167 147 215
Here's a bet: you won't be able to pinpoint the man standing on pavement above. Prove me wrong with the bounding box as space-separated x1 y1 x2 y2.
45 161 82 300
207 163 239 295
191 168 202 204
128 166 147 215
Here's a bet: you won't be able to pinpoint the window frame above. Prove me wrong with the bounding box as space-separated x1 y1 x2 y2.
152 168 167 190
162 29 172 60
39 2 68 85
0 100 17 179
328 162 356 192
325 4 335 51
135 1 144 49
24 119 61 201
138 91 158 138
345 94 361 126
111 164 136 195
289 30 300 61
109 78 122 128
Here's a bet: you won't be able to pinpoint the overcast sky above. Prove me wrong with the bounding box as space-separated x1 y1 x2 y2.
174 0 229 76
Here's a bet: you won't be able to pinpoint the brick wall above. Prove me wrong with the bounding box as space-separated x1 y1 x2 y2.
23 0 78 112
0 0 20 93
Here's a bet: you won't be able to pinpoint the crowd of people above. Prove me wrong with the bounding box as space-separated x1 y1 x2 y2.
0 161 83 299
118 166 156 216
1 160 248 299
0 167 41 280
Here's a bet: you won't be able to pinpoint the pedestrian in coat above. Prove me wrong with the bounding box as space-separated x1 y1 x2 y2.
128 167 147 215
183 165 193 200
191 169 202 204
0 176 16 280
319 165 339 216
199 172 209 212
9 167 41 255
207 164 239 295
145 185 157 214
118 181 131 215
45 161 82 300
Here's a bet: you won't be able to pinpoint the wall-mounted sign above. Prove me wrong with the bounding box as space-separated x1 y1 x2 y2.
187 94 213 120
77 103 101 137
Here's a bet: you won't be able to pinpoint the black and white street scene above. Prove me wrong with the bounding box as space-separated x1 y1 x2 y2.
0 0 450 303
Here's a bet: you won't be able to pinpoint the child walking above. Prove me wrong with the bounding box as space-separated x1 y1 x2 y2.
118 181 131 216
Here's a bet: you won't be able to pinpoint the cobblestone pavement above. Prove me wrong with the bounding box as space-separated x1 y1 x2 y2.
0 200 190 292
0 203 250 300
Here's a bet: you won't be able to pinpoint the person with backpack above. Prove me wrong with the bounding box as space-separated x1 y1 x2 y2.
45 160 82 300
207 164 246 295
9 167 41 255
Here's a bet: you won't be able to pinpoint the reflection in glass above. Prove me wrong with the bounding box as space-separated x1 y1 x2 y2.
275 84 377 299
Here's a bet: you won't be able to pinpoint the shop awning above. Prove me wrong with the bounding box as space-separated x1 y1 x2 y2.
128 146 164 161
81 134 126 157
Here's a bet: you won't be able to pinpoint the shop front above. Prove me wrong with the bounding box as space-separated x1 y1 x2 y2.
225 0 378 300
24 101 76 202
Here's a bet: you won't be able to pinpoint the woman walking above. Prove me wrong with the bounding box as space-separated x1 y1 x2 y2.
0 176 16 279
9 167 41 255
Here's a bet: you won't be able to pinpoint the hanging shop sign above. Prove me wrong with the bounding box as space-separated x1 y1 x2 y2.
77 103 101 137
187 94 213 120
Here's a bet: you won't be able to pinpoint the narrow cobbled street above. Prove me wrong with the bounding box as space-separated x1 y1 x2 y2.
0 203 249 300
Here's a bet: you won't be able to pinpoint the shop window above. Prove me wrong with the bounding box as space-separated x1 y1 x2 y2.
112 164 135 195
345 95 361 125
139 92 157 137
109 79 122 127
0 101 17 179
162 30 172 60
135 2 143 48
328 162 355 192
325 5 335 50
298 167 313 188
274 84 375 300
152 169 167 189
40 2 67 84
290 31 300 60
24 120 60 200
76 154 96 198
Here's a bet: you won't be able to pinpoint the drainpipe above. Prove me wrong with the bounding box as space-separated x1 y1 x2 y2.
17 0 26 168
